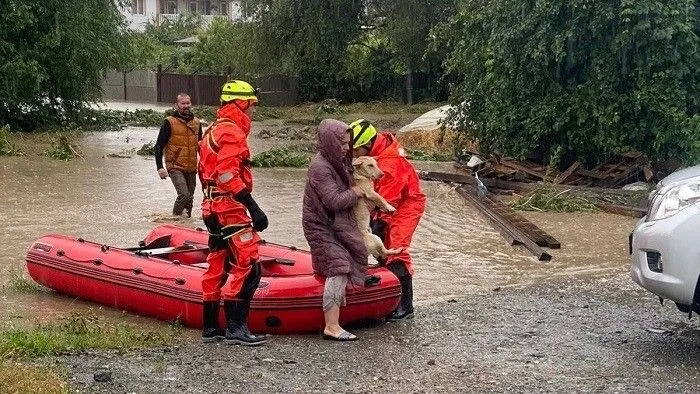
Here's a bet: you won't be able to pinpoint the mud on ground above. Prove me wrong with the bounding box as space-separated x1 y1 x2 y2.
53 273 700 393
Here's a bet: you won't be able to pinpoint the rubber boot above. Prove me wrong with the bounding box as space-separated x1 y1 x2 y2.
223 300 266 346
387 263 414 322
238 298 269 340
201 301 225 343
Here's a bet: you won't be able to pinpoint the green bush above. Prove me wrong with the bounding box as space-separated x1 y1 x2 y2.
0 125 23 156
69 108 165 131
137 141 156 156
251 144 315 168
43 135 77 161
442 0 700 166
509 186 598 213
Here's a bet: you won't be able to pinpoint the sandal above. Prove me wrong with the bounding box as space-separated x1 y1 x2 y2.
322 330 358 342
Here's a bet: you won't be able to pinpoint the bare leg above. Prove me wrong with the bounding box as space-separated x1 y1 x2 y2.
323 304 342 335
322 276 356 339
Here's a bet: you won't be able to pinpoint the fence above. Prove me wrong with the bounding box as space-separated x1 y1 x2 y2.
101 69 299 107
101 70 158 103
157 70 226 106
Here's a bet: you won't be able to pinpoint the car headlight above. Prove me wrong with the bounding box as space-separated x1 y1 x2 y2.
648 180 700 221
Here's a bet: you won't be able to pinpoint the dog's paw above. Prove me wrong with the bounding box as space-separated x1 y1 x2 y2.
382 204 397 213
386 247 403 255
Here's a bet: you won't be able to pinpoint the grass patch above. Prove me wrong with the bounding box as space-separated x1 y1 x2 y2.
43 134 81 161
5 266 42 293
257 126 316 140
0 311 181 359
191 106 217 122
509 186 599 213
0 360 67 393
122 109 165 127
193 100 442 124
0 125 24 156
137 141 155 156
251 144 315 168
73 108 165 131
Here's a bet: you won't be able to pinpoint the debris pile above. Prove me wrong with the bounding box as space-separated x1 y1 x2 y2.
459 150 655 188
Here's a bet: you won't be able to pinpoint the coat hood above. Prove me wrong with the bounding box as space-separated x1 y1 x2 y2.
216 102 252 135
316 119 353 185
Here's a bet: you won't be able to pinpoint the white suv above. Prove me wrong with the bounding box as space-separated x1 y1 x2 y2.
630 164 700 316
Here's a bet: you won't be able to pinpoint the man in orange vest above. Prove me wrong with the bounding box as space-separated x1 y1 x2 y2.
198 80 268 345
350 119 426 321
154 93 202 218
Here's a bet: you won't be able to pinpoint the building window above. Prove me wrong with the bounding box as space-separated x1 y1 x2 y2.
189 1 198 13
132 0 144 14
162 0 178 14
200 1 212 15
240 0 253 19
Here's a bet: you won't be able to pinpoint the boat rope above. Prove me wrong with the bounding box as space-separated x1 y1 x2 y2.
56 250 186 285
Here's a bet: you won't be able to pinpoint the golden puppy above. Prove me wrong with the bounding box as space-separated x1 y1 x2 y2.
351 156 402 260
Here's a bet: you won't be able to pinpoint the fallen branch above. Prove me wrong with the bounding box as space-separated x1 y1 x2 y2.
68 144 83 159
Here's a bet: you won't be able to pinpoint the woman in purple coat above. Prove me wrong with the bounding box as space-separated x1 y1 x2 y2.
302 119 368 341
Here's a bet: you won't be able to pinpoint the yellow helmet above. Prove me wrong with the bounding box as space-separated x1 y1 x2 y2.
220 80 258 104
349 119 377 149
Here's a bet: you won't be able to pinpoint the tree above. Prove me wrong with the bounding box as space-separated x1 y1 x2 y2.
187 19 262 76
340 33 398 101
124 13 202 72
369 0 455 103
0 0 129 130
441 0 700 165
142 13 201 45
253 0 365 100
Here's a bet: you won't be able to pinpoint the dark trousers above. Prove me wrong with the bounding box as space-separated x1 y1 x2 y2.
170 169 196 215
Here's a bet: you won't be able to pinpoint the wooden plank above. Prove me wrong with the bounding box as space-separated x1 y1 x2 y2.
500 160 546 180
554 161 580 184
423 170 640 196
576 168 610 180
481 193 561 249
419 171 478 186
595 203 646 218
602 162 623 176
610 165 642 187
456 186 552 261
491 162 518 175
455 187 524 247
643 165 654 181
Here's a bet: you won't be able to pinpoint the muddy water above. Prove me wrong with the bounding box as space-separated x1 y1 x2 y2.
0 125 637 327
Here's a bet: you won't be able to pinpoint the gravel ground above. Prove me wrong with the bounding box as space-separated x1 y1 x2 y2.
51 272 700 393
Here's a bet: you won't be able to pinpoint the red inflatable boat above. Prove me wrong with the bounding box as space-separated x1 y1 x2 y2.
25 224 401 334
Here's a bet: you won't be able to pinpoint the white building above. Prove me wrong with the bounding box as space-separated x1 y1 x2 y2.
123 0 251 31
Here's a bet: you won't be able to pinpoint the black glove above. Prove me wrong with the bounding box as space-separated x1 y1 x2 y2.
235 190 269 232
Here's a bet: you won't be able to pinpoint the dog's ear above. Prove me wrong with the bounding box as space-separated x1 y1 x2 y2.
351 157 361 166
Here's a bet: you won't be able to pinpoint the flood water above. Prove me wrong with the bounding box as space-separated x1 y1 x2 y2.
0 123 638 327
